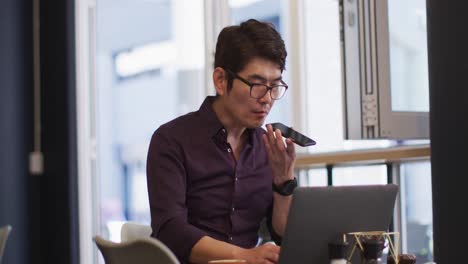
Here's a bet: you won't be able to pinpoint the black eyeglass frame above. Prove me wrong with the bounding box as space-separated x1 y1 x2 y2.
226 69 288 100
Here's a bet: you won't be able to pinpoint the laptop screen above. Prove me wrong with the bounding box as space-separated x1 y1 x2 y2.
278 184 398 264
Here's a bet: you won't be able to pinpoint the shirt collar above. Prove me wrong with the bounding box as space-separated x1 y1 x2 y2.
198 96 224 136
198 96 255 147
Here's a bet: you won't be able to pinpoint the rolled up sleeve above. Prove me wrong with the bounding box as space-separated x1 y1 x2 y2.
146 129 207 262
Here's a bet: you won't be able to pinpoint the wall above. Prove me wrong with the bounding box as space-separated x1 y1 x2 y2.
0 0 32 263
427 0 468 262
0 0 79 263
38 0 79 263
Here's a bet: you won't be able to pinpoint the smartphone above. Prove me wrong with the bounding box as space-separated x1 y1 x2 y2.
268 122 317 147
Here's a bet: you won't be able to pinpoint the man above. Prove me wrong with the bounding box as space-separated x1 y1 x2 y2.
147 19 296 264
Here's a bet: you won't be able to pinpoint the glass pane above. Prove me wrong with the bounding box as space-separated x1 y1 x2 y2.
296 168 327 187
96 0 205 243
303 0 343 152
388 0 429 112
333 165 387 186
303 0 392 153
229 0 291 126
401 161 433 263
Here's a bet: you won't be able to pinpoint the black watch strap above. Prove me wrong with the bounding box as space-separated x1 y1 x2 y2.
273 177 298 196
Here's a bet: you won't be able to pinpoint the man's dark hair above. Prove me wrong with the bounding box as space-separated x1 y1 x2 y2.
214 19 287 91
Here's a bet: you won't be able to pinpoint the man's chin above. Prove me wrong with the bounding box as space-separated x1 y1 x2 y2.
248 119 266 128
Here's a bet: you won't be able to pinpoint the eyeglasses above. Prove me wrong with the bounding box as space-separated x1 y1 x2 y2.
226 69 288 100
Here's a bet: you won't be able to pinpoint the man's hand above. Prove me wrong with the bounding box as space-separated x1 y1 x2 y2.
262 124 296 186
234 243 281 264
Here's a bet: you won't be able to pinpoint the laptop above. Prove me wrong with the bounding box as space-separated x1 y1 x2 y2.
278 184 398 264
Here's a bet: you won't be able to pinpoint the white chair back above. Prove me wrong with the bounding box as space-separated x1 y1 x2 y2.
120 222 152 242
94 235 180 264
0 225 12 264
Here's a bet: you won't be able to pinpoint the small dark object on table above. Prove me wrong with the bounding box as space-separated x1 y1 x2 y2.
387 254 417 264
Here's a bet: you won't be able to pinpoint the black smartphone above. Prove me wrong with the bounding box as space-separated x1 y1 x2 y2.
268 122 317 147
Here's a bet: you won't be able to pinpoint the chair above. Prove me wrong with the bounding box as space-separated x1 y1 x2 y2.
120 222 152 242
94 235 180 264
0 225 12 264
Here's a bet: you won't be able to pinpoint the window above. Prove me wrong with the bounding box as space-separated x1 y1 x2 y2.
400 161 433 262
388 0 429 112
303 0 391 153
340 0 429 139
333 165 387 186
113 41 175 80
302 1 432 260
75 1 433 263
94 0 206 246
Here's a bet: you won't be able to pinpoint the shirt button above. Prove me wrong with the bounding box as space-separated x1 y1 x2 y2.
229 236 233 241
222 129 226 133
235 177 238 182
227 148 232 153
232 207 235 211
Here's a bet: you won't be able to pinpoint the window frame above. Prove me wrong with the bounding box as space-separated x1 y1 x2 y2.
340 0 430 140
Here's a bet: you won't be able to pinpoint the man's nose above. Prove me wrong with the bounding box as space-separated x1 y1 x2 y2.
257 90 272 104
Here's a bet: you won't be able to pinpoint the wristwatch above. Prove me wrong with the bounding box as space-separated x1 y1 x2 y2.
273 177 298 196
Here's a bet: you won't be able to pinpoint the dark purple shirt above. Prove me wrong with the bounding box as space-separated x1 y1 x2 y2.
146 96 274 263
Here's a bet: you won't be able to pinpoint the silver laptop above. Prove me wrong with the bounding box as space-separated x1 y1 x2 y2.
278 184 398 264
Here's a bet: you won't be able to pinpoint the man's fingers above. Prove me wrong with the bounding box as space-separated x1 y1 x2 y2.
266 124 276 143
285 138 296 156
274 129 286 151
265 245 280 262
263 244 280 253
262 134 273 157
265 252 279 262
271 245 281 255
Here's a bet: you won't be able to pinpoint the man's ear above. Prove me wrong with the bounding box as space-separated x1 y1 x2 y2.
213 67 228 96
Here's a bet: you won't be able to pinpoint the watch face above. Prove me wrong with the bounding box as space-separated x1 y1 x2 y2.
274 178 297 196
283 179 298 195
